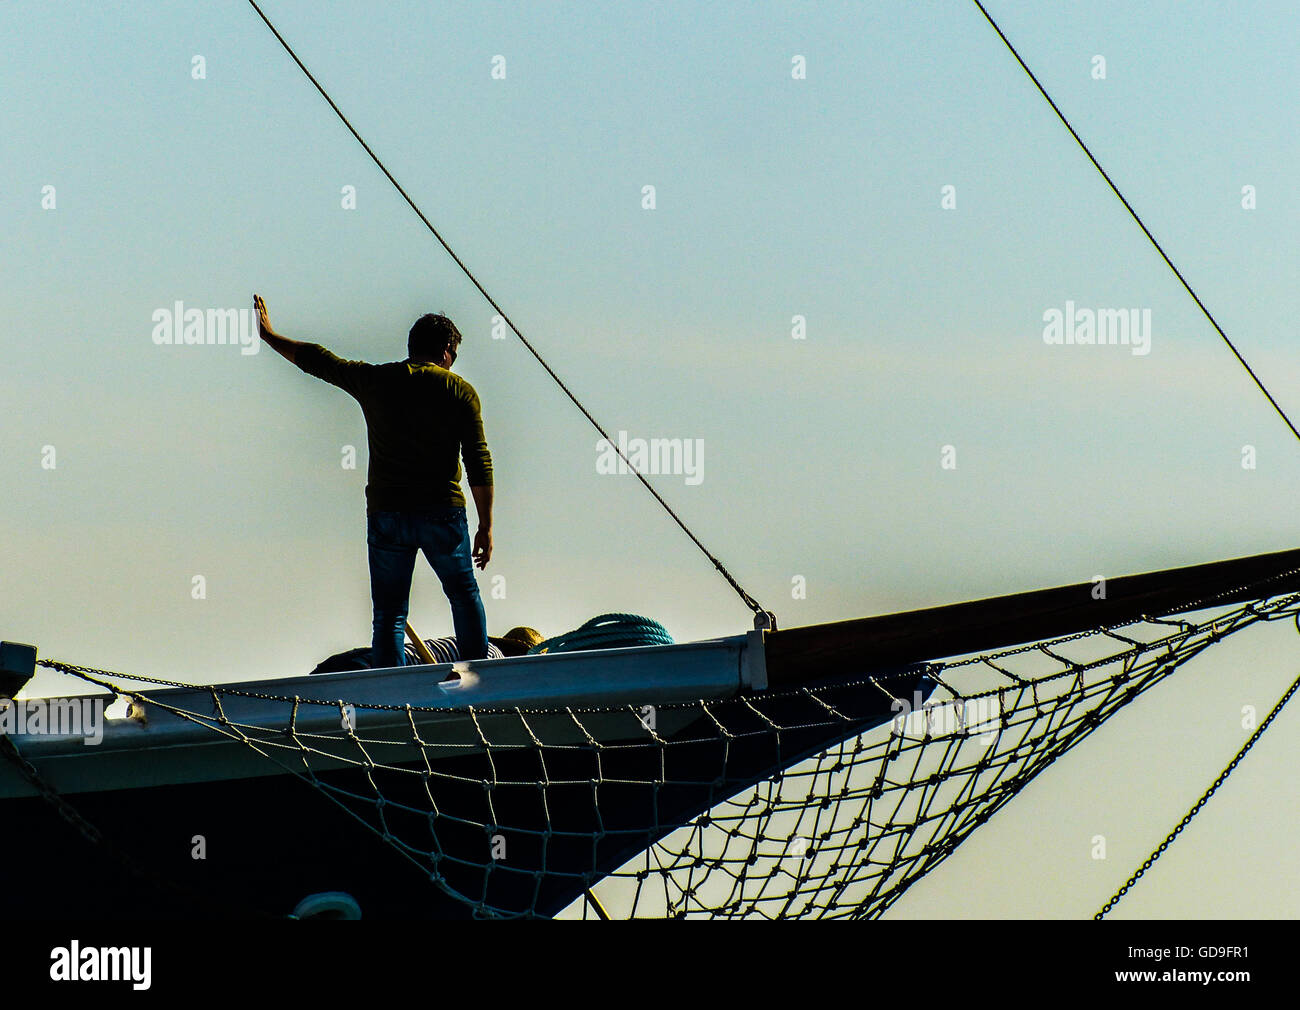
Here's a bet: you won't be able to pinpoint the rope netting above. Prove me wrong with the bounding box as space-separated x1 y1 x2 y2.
581 595 1300 919
32 588 1300 919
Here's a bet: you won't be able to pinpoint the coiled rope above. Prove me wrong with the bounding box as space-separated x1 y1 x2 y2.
527 614 675 655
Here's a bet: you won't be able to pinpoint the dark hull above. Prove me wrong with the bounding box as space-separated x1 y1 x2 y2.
5 668 932 919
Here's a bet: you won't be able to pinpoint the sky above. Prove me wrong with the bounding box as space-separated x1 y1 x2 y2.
2 0 1298 918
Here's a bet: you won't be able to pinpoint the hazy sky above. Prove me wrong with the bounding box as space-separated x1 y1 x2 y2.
3 0 1297 917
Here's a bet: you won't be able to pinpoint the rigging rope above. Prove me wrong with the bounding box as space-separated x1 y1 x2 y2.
973 0 1300 916
972 0 1300 445
244 0 771 626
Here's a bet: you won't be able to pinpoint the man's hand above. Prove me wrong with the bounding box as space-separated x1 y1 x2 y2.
473 527 493 570
254 293 276 339
469 485 494 570
253 292 301 364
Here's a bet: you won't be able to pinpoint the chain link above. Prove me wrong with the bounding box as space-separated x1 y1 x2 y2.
1095 667 1300 918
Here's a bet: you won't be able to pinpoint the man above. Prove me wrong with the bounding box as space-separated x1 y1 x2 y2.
254 293 494 665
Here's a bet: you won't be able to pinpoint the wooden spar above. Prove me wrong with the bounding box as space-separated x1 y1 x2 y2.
764 547 1300 687
405 621 438 665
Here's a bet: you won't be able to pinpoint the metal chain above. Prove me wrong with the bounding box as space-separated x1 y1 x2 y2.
37 655 923 715
1095 667 1300 918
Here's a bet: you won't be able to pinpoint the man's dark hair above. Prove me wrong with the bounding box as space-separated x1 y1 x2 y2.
408 313 463 363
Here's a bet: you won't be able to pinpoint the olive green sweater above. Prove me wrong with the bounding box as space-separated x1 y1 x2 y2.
295 343 492 512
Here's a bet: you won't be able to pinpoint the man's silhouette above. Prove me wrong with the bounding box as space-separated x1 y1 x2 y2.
254 294 493 665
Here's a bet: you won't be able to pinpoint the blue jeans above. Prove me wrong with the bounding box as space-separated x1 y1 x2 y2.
366 507 488 667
